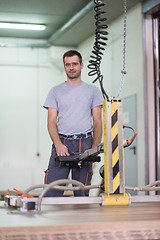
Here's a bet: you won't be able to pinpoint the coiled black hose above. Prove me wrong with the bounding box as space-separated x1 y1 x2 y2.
88 0 108 99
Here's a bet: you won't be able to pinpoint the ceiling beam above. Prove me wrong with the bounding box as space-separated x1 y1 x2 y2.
47 1 94 45
1 1 94 48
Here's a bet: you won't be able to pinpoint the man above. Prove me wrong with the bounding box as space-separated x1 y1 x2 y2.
43 50 103 197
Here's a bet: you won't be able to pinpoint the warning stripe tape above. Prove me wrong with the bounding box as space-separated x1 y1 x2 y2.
111 102 120 194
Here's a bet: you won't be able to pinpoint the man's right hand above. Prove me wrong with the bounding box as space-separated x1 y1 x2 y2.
55 143 70 156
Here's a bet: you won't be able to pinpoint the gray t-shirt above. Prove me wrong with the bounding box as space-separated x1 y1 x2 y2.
43 81 103 135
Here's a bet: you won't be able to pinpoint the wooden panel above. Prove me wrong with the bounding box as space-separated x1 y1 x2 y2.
0 202 160 240
0 202 160 239
0 221 160 240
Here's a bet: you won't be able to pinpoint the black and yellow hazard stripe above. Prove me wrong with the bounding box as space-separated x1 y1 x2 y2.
103 99 110 194
102 99 129 205
111 101 120 194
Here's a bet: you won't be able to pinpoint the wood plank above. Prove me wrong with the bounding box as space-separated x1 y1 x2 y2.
0 202 160 239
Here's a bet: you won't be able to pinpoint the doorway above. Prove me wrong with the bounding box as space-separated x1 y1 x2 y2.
144 2 160 186
123 95 137 195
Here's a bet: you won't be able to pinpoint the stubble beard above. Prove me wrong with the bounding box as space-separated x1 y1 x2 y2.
67 71 81 80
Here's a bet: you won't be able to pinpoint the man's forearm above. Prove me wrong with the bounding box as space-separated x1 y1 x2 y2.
91 120 102 149
48 119 69 156
48 120 61 146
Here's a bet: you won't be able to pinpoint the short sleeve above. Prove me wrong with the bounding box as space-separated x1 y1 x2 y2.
43 88 58 110
92 86 104 109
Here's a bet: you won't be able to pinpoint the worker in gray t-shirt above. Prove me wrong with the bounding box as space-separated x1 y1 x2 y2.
43 50 103 197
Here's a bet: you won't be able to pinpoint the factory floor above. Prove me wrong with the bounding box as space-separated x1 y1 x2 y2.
0 200 160 239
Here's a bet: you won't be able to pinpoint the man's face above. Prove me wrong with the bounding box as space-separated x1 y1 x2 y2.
64 55 83 80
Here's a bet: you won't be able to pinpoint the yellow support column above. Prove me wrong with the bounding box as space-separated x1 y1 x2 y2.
102 98 130 206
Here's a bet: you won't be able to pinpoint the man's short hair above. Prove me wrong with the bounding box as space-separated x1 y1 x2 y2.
63 50 82 64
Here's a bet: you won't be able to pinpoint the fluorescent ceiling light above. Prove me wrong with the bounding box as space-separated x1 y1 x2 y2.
0 22 46 31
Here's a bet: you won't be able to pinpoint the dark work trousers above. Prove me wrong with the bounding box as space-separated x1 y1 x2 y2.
44 135 93 197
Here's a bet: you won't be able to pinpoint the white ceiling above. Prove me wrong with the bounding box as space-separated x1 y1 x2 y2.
0 0 146 47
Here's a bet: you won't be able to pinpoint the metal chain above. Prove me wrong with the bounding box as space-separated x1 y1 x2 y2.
116 0 127 98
